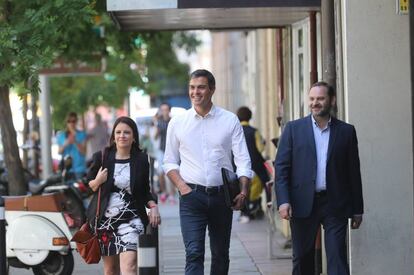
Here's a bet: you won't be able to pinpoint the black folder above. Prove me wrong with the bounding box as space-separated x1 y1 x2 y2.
221 167 240 208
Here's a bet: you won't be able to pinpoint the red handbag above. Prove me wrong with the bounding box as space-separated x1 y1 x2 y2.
71 151 104 264
71 187 102 264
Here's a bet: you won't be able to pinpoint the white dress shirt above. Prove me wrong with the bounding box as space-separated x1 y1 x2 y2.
163 105 253 187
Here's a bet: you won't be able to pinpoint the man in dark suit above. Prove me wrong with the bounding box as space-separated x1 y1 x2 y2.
275 82 363 275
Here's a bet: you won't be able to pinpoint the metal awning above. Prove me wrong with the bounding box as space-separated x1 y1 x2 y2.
107 0 320 31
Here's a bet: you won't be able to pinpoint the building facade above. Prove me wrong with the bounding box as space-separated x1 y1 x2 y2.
106 1 414 273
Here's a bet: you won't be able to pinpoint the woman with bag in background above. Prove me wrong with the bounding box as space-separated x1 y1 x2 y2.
87 116 161 275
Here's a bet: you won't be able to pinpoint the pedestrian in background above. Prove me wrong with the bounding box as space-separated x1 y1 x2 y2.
237 106 271 223
57 111 87 178
275 82 364 275
163 69 252 275
155 102 176 203
87 116 161 275
87 113 109 162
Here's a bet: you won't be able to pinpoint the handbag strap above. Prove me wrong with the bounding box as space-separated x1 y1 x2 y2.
93 149 105 232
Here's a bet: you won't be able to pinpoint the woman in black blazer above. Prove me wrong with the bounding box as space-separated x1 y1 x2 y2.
86 116 160 275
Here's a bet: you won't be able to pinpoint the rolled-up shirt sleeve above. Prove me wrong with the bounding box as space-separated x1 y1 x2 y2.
231 118 253 179
163 117 181 174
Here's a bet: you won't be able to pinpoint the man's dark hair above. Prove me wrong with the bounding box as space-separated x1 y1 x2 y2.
237 106 252 122
190 69 215 90
311 81 335 98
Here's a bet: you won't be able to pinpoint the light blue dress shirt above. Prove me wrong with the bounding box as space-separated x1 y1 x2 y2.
311 116 330 192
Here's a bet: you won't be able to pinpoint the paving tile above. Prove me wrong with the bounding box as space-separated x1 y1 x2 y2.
158 203 291 275
10 203 292 275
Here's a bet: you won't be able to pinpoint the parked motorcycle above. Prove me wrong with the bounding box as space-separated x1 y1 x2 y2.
5 192 75 274
0 156 86 231
28 156 86 230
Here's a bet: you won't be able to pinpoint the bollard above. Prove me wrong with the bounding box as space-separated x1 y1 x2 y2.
138 225 159 275
0 196 6 275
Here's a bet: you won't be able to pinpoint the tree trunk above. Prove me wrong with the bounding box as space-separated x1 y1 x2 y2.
0 85 27 195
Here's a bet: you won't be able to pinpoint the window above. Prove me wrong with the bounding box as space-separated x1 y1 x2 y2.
291 19 310 119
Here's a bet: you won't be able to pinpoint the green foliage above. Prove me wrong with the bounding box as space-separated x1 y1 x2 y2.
50 18 199 121
0 0 200 129
145 32 191 95
50 75 122 129
0 0 97 92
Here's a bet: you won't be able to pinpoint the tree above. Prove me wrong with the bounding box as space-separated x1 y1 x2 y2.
0 0 96 194
0 0 200 194
49 29 199 130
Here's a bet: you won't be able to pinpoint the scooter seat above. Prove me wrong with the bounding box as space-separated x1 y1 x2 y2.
4 192 65 212
28 174 62 195
28 179 47 194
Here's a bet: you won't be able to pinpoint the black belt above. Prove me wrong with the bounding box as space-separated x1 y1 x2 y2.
187 183 223 195
315 190 327 198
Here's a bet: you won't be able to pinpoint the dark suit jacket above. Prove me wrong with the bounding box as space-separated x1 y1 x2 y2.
86 147 155 227
275 115 363 218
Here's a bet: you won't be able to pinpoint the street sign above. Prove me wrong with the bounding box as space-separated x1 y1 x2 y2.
39 57 105 76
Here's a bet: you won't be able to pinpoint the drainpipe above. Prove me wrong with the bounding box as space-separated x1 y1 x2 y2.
410 0 414 252
321 0 336 88
276 27 284 125
320 1 337 274
309 10 322 275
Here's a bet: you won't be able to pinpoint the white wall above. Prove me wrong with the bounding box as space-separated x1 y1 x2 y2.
342 1 414 274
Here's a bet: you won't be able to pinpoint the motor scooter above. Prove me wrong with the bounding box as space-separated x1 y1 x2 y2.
28 172 87 230
1 155 87 231
4 192 75 274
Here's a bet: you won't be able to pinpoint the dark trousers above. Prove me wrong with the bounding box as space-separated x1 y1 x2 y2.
179 185 233 275
290 194 349 275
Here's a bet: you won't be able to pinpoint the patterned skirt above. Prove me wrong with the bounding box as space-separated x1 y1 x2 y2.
97 189 145 256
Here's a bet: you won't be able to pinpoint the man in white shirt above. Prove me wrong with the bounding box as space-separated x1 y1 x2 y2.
163 69 252 275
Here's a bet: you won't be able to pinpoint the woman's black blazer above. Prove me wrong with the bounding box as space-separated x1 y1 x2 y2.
86 147 155 228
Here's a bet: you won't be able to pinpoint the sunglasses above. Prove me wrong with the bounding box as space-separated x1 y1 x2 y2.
67 119 77 123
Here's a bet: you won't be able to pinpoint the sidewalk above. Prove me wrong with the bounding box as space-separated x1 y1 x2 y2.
159 202 292 275
10 202 292 275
